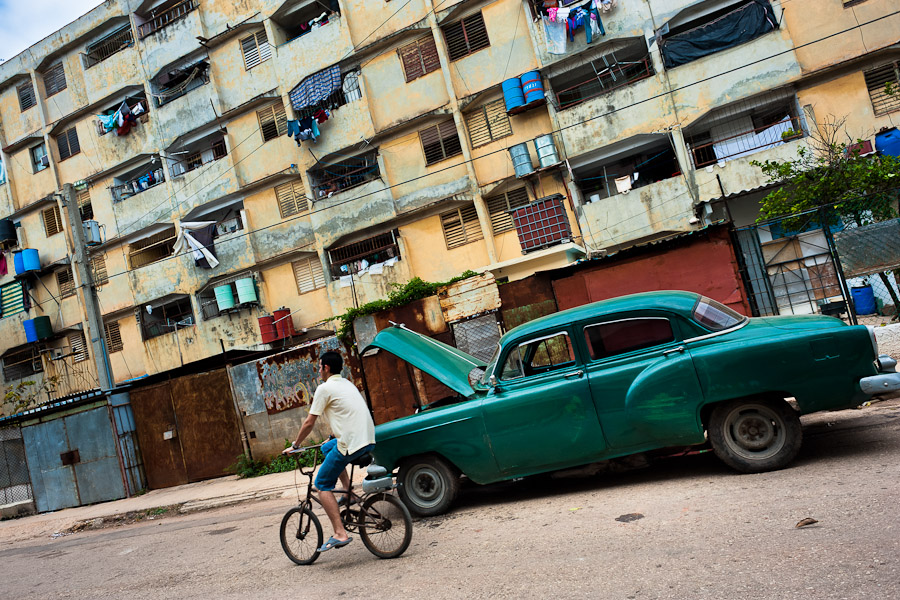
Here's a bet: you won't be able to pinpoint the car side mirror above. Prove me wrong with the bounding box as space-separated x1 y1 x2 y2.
489 375 501 391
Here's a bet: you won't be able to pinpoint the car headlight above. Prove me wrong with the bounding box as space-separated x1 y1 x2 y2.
866 325 879 358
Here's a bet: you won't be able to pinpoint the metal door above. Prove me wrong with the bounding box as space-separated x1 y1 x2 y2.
22 418 78 512
110 392 146 495
0 426 33 506
130 382 188 489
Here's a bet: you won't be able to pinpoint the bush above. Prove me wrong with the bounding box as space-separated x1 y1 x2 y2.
227 441 325 478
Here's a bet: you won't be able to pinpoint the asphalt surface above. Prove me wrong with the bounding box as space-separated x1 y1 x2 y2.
1 399 898 599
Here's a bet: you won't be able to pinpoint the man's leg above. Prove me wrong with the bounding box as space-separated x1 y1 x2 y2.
319 490 349 541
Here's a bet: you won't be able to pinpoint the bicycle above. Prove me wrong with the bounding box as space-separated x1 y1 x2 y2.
280 442 413 564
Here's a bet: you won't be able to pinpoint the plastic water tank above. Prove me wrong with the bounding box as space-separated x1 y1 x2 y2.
851 285 877 315
875 128 900 158
234 277 258 304
214 284 236 311
13 249 40 275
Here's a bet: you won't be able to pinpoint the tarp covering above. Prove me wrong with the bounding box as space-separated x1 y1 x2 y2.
660 0 777 69
289 65 342 111
834 218 900 279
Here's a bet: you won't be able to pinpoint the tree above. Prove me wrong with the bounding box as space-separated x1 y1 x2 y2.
751 114 900 313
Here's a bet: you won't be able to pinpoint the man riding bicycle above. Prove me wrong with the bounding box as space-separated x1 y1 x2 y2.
283 351 375 552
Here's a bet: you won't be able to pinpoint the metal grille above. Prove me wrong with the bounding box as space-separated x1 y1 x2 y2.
258 102 287 142
486 187 529 235
275 181 308 218
57 127 81 161
328 231 399 276
441 204 483 249
420 120 462 165
466 99 512 148
834 218 900 279
43 205 63 237
442 12 490 61
91 254 109 285
17 82 35 111
84 25 135 68
399 36 441 82
137 0 196 39
452 313 501 362
864 61 900 116
510 194 572 252
0 426 33 505
128 228 176 269
309 150 380 198
2 347 42 381
43 61 67 97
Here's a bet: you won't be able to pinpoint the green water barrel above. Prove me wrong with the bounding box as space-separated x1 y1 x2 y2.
234 277 258 304
32 315 53 340
214 284 236 311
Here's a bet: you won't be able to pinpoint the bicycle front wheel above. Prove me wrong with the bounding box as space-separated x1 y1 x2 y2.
359 493 413 559
280 506 322 565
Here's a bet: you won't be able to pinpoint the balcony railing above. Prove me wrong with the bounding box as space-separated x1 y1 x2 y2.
111 167 165 203
171 139 227 177
556 58 653 110
84 25 135 68
136 0 196 39
689 116 803 168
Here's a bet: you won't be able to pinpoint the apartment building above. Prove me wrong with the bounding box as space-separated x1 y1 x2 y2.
0 0 897 413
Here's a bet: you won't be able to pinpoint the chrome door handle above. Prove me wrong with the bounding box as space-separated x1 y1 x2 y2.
663 346 686 356
564 370 584 379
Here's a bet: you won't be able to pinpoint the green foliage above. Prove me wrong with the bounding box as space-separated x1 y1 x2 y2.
328 270 480 342
228 440 325 478
3 376 60 415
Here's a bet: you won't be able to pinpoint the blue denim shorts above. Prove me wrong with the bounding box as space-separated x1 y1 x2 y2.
314 438 375 492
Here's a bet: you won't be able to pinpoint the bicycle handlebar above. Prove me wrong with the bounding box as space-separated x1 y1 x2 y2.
285 442 324 455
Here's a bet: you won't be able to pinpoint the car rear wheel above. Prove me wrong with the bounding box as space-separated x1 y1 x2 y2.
398 456 459 517
708 398 802 473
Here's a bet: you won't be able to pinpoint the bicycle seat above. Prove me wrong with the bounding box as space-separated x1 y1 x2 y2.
351 453 373 467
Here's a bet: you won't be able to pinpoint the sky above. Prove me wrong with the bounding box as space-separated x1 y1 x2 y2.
0 0 104 63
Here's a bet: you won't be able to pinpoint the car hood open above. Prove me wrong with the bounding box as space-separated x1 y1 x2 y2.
363 326 487 398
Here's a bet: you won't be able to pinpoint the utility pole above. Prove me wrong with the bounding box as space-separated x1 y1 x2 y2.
61 183 113 391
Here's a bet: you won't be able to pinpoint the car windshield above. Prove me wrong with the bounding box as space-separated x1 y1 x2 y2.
692 296 746 331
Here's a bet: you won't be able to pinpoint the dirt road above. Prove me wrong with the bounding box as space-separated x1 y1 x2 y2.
2 399 898 599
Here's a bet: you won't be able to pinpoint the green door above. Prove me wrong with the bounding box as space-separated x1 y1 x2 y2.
481 330 607 477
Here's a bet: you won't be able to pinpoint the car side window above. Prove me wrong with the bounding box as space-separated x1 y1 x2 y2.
500 332 575 380
583 318 675 360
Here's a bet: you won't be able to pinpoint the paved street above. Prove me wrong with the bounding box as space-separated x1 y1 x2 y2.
1 399 898 600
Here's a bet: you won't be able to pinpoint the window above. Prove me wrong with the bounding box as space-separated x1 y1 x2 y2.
57 127 81 161
43 205 63 237
17 82 36 111
2 347 42 380
442 12 490 61
68 332 89 362
500 332 575 380
486 187 529 235
0 281 26 318
420 120 462 165
441 204 483 249
465 99 512 148
584 318 675 360
31 143 48 173
196 272 257 320
78 188 93 221
308 150 380 198
104 321 123 353
139 296 194 340
91 255 108 286
864 61 900 116
241 30 272 70
43 61 67 96
84 25 134 68
137 0 197 39
292 257 326 294
275 181 309 218
692 297 745 331
56 267 75 298
258 102 288 142
399 36 441 82
328 230 400 277
154 60 209 106
128 227 177 269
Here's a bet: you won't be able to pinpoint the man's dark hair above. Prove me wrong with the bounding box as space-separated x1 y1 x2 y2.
320 351 343 375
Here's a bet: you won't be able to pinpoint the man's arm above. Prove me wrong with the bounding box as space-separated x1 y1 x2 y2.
282 413 318 454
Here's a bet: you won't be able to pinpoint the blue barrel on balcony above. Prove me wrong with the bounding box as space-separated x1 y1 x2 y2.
875 128 900 158
24 316 52 343
13 248 40 275
502 77 525 112
520 71 545 104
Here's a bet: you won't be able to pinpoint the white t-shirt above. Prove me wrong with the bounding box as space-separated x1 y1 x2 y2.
309 375 375 455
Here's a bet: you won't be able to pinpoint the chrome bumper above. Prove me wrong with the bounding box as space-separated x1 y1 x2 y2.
860 371 900 395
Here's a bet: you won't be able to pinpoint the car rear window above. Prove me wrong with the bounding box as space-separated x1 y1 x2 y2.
692 296 745 331
583 318 675 360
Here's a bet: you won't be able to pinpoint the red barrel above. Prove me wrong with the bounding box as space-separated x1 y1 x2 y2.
258 315 278 344
274 308 296 339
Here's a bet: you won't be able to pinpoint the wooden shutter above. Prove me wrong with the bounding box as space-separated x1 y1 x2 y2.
487 187 529 234
43 206 63 237
0 281 26 318
91 255 109 285
865 61 900 116
275 181 308 218
69 332 89 362
56 267 75 298
441 204 483 249
258 103 288 142
443 12 490 61
105 321 124 353
420 120 462 165
17 82 36 111
241 31 271 70
466 99 513 148
293 257 326 294
399 36 440 82
43 61 67 96
78 188 93 220
57 127 81 160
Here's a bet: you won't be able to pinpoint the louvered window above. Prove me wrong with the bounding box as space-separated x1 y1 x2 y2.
241 31 272 70
292 257 326 294
442 12 490 62
105 321 124 353
399 36 441 82
466 99 513 148
91 255 109 286
56 267 75 298
865 61 900 116
57 127 81 161
78 188 93 221
17 82 36 111
43 61 67 96
441 204 483 249
258 102 288 142
0 281 26 319
128 227 177 269
420 120 463 165
2 347 42 380
486 187 530 234
68 332 89 362
43 205 63 237
275 181 309 218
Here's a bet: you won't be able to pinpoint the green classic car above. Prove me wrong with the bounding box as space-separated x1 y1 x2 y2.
364 290 899 516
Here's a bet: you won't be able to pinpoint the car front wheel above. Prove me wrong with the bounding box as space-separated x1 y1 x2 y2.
708 398 802 473
397 456 459 517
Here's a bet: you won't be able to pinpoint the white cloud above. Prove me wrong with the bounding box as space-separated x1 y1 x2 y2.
0 0 105 63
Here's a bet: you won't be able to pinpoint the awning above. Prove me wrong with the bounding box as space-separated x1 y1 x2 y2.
289 65 341 111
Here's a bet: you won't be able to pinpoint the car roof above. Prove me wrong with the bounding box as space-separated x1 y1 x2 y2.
501 290 703 343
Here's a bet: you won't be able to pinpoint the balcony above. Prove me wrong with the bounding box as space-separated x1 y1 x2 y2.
688 115 804 168
167 133 238 209
553 55 654 111
272 2 352 85
111 162 166 204
135 0 196 40
84 25 135 68
136 2 204 77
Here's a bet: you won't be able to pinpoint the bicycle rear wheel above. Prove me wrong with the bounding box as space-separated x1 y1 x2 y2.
359 493 413 559
280 506 322 565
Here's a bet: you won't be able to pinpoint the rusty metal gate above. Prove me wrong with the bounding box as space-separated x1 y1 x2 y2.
0 425 32 505
130 369 243 489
